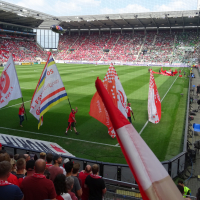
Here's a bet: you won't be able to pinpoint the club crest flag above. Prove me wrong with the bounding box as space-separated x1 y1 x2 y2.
89 63 127 138
148 70 161 124
0 55 22 108
95 77 183 200
30 53 68 129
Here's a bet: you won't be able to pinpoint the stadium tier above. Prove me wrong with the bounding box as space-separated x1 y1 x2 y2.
0 29 199 64
52 30 199 64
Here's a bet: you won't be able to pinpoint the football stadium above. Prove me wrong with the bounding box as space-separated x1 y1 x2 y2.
0 0 200 199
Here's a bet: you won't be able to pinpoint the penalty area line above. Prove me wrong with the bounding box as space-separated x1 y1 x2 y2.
0 100 31 110
0 127 120 148
138 75 179 135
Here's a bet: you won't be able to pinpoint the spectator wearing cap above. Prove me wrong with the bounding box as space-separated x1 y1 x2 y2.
0 161 24 200
26 160 35 177
46 153 53 169
40 152 46 160
85 164 106 200
20 159 57 200
79 165 92 200
65 161 82 199
0 153 19 186
48 154 63 182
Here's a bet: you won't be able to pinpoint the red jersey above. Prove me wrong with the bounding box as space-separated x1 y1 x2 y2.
79 171 90 200
126 106 132 117
7 173 19 186
19 107 25 115
68 112 75 122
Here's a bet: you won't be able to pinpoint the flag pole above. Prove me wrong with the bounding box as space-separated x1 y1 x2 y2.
127 98 135 121
68 98 72 111
22 97 27 120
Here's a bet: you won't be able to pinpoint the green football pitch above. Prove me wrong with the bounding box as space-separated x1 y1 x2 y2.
0 64 189 164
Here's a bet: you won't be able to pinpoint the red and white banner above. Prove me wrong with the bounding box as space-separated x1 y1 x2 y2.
89 63 127 138
0 133 74 157
95 77 183 200
0 56 22 108
148 70 161 124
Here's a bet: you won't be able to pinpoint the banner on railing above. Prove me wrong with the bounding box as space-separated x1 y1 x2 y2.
0 134 74 157
22 62 32 65
41 62 46 64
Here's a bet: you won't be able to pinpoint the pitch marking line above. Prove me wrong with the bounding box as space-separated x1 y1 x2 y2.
0 100 31 110
138 75 179 135
0 127 120 148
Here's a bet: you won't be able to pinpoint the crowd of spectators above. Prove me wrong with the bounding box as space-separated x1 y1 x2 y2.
0 146 107 200
1 30 200 64
0 36 48 63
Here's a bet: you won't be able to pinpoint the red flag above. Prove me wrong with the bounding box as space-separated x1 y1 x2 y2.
89 63 127 138
148 70 161 124
95 77 183 200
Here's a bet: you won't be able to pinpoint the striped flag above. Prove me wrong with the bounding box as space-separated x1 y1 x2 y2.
30 53 68 128
148 70 161 124
95 77 183 200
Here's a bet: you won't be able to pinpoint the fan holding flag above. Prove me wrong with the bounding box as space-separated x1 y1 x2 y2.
65 107 79 135
126 102 134 123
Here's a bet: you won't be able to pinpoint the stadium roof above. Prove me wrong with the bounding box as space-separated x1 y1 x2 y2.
0 0 60 28
58 10 200 30
0 0 200 30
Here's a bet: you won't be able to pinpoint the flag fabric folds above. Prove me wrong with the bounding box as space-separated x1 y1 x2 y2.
0 55 22 108
30 53 68 128
148 70 161 124
95 77 183 200
89 63 127 138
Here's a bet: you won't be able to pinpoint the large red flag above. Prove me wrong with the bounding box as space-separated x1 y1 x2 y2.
148 70 161 123
89 63 127 138
95 77 183 200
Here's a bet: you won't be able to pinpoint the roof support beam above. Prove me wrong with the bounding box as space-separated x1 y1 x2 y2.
92 17 109 28
182 14 185 27
120 15 134 28
150 15 158 28
165 14 171 27
134 15 145 28
106 17 121 28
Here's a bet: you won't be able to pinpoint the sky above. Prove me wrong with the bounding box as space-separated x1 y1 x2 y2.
2 0 198 16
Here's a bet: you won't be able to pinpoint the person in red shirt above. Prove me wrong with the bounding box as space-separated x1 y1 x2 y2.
20 159 57 200
79 165 92 200
18 103 25 127
66 107 79 135
126 103 134 123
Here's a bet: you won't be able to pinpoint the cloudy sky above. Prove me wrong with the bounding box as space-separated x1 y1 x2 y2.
2 0 198 16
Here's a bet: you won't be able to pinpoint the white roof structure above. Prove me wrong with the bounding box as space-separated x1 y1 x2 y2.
0 0 200 30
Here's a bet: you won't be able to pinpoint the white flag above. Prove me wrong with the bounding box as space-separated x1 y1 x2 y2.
0 56 22 108
148 70 161 124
